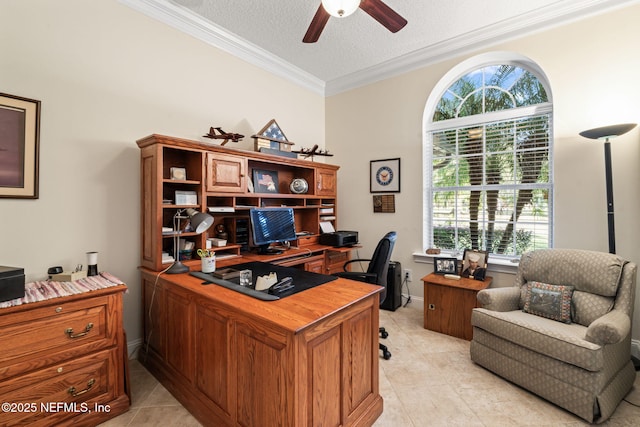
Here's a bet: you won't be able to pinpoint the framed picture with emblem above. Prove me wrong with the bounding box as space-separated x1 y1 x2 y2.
370 158 400 193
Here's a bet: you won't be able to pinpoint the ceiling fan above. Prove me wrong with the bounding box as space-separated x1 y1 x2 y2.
303 0 407 43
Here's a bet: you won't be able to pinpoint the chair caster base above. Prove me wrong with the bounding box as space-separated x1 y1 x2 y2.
379 327 388 339
380 343 391 360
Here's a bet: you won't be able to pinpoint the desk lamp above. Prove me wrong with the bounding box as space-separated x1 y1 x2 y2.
167 208 214 274
579 123 637 254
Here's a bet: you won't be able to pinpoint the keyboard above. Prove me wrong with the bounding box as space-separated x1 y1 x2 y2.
189 271 280 301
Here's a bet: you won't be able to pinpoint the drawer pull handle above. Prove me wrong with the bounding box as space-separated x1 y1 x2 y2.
65 323 94 338
68 378 95 397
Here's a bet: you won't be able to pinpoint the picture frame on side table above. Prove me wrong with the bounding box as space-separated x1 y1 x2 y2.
253 169 279 193
370 158 400 193
433 257 458 275
0 92 41 199
460 249 488 281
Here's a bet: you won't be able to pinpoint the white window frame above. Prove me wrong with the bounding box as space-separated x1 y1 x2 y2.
422 52 554 261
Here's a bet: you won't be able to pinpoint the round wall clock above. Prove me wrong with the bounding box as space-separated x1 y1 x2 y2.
290 178 309 194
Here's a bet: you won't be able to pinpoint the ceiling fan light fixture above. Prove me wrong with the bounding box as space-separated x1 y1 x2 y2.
321 0 360 18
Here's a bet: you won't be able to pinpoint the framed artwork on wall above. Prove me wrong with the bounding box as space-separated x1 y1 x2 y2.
373 194 395 213
370 158 400 193
0 92 41 199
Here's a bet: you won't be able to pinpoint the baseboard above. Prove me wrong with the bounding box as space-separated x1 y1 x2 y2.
127 337 143 360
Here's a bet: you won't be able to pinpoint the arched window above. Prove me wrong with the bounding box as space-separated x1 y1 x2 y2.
423 53 553 259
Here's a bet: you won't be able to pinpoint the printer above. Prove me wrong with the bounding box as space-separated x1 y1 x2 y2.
319 231 358 248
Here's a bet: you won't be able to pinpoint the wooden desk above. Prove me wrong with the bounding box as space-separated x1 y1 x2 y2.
140 268 383 427
212 244 357 275
422 273 492 340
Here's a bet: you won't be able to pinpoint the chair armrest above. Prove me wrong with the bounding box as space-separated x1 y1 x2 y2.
335 271 377 284
342 259 371 272
585 310 630 346
476 287 521 312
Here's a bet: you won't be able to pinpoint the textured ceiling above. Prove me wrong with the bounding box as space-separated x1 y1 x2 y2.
123 0 639 95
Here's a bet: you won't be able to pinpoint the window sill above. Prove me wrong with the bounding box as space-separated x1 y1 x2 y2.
412 252 520 275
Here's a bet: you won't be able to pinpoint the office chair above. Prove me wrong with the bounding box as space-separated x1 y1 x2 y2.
335 231 397 360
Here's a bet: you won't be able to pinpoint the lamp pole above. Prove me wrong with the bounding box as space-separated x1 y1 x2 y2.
579 123 637 255
603 139 615 254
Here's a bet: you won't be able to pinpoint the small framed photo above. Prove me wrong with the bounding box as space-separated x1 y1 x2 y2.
460 249 488 281
370 158 400 193
434 257 458 275
253 169 279 193
0 92 41 199
170 167 186 180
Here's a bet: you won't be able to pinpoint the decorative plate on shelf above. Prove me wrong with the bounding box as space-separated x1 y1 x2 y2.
290 178 309 194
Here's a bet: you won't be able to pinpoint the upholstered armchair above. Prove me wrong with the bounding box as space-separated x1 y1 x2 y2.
470 249 637 423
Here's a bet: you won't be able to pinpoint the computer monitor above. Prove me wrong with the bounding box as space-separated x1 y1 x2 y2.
249 207 297 255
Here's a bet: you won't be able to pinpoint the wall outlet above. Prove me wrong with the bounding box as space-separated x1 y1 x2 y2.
403 268 413 282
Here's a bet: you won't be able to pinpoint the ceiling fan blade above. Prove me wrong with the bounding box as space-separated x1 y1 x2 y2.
303 4 331 43
359 0 407 33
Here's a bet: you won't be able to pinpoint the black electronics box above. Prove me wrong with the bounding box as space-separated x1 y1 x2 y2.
319 231 359 247
381 261 402 311
0 266 25 303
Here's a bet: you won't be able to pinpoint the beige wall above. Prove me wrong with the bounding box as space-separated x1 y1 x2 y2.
0 0 325 348
327 4 640 338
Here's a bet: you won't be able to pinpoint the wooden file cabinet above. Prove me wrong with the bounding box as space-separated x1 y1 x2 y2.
422 273 491 340
0 285 129 426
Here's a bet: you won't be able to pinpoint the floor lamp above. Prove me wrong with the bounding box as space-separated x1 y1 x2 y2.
579 123 637 254
167 208 214 274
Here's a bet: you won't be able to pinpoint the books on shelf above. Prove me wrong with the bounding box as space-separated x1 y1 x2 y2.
162 252 175 263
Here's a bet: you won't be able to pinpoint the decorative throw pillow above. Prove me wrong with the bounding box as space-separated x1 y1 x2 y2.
523 281 574 323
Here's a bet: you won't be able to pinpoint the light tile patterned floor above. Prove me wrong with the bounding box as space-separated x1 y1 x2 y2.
100 302 640 426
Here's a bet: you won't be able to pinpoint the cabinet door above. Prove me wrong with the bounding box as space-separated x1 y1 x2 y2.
143 278 165 358
305 257 325 273
206 152 247 193
325 250 349 275
425 284 475 340
195 304 234 417
316 168 336 196
302 298 378 426
235 322 292 426
166 287 194 382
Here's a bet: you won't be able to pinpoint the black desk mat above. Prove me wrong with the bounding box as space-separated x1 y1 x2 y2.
198 261 338 299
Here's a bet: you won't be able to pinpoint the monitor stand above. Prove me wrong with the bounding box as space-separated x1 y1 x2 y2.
257 245 283 255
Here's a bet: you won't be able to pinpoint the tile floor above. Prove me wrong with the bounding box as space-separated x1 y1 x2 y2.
100 302 640 426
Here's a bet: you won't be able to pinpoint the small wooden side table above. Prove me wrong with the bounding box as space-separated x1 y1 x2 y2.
422 273 492 340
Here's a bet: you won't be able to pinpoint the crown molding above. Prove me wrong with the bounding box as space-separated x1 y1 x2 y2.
122 0 639 97
119 0 325 95
324 0 640 95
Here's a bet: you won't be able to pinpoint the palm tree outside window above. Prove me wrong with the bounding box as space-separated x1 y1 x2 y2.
424 59 553 259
